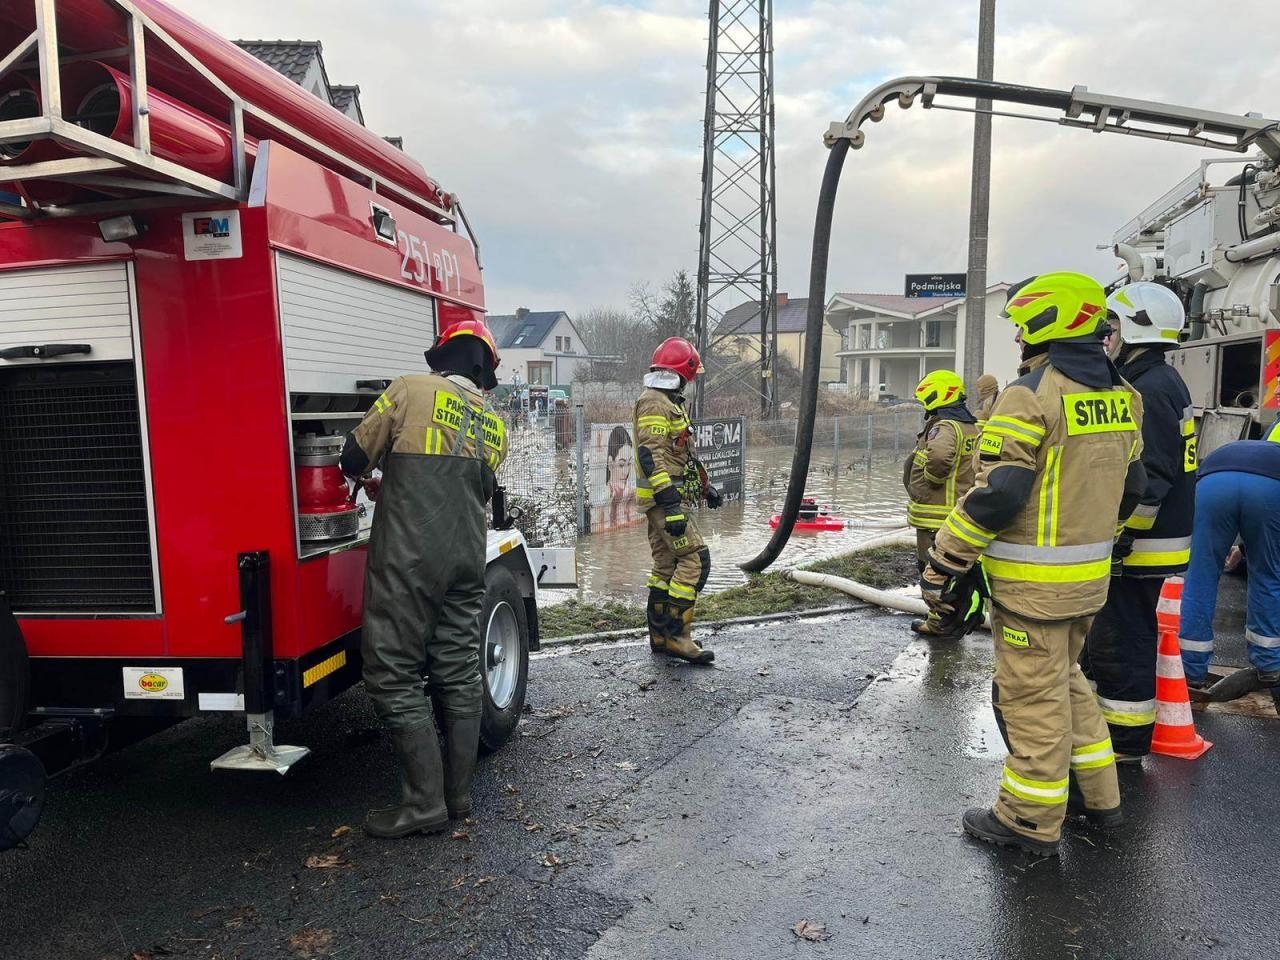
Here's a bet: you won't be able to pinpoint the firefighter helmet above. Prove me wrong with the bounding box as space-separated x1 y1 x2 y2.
1108 282 1185 347
914 369 966 412
426 319 500 389
650 338 704 381
1002 272 1107 346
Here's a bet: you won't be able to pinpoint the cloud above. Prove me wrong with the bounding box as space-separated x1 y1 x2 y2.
165 0 1280 316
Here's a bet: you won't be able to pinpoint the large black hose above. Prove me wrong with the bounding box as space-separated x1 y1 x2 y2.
741 139 849 572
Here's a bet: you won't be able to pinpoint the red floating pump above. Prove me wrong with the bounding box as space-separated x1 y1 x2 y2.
293 435 360 543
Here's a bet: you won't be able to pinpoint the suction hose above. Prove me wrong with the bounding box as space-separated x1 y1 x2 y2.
742 138 849 572
785 563 993 634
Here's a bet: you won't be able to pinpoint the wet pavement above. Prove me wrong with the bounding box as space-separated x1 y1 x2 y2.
3 585 1277 960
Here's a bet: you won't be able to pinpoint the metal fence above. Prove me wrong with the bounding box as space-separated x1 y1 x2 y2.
496 405 925 546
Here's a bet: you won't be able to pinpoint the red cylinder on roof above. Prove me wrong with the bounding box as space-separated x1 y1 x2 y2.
0 0 449 217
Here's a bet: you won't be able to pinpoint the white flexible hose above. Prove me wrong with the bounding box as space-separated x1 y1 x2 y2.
784 528 993 631
787 567 929 616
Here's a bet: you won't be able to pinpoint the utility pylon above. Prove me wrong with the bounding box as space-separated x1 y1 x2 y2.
693 0 778 419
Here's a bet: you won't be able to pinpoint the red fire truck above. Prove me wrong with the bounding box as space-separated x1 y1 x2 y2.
0 0 575 849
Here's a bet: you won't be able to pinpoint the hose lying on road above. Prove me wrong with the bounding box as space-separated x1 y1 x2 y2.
784 528 993 631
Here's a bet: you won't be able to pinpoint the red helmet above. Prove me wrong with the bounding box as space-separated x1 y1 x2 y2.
426 319 500 389
650 337 703 381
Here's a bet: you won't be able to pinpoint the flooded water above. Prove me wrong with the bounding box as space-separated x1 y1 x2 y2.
550 448 912 603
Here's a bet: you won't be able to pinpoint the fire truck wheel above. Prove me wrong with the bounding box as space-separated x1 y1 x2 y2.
0 601 29 741
478 566 529 753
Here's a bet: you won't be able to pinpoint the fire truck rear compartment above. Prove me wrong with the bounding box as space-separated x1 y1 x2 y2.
1219 338 1262 409
0 361 155 613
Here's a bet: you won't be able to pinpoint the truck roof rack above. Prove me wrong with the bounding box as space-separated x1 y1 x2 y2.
0 0 456 226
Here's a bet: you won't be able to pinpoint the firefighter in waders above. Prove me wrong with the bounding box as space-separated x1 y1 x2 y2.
635 338 722 665
1082 282 1195 761
340 320 507 838
922 272 1147 857
903 369 981 581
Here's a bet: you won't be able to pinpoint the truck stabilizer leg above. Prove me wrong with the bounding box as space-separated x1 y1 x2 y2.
210 552 309 775
211 711 309 775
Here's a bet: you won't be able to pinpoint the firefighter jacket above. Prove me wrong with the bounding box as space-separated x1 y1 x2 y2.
1115 349 1196 577
931 343 1147 621
634 387 692 514
904 402 981 531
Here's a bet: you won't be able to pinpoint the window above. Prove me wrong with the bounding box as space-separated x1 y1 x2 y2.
925 320 942 348
554 336 562 351
564 336 572 353
527 361 551 385
514 323 536 346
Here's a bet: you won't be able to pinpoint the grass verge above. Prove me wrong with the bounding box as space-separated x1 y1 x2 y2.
538 545 916 639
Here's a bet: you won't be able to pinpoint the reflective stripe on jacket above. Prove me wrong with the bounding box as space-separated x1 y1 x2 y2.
903 409 981 530
932 350 1146 620
349 373 507 472
634 387 691 512
1117 349 1195 576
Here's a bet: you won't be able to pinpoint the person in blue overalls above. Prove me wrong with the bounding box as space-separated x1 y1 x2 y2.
1179 434 1280 707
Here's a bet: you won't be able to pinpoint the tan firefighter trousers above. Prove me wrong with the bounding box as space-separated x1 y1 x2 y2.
645 509 708 604
990 603 1120 843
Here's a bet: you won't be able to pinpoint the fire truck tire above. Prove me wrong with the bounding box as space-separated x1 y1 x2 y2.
0 601 29 741
478 566 529 753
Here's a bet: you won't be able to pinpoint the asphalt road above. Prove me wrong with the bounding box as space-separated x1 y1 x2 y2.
2 582 1276 960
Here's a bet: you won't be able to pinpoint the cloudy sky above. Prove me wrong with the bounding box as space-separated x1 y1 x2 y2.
172 0 1280 316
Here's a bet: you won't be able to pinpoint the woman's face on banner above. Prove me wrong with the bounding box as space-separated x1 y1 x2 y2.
609 443 634 485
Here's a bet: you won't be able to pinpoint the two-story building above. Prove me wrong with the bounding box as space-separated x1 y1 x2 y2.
825 284 1016 399
487 309 589 388
713 294 842 383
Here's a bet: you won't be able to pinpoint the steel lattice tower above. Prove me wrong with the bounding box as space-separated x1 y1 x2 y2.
693 0 778 419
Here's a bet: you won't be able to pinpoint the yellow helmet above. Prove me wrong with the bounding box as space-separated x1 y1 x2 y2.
1002 272 1107 346
915 369 965 412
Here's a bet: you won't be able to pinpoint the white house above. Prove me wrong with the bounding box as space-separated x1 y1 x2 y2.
824 284 1018 399
487 309 589 388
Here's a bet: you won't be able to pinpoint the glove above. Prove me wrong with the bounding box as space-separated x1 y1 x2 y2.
1113 532 1135 560
664 512 687 537
916 559 987 639
1111 531 1134 577
919 563 955 618
705 486 723 509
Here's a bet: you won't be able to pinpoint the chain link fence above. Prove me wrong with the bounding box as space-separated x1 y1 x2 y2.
497 404 925 546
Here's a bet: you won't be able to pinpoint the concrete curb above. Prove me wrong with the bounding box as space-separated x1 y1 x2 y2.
537 602 872 649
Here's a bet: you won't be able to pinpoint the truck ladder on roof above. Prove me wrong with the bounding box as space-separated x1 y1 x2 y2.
0 0 248 219
0 0 460 226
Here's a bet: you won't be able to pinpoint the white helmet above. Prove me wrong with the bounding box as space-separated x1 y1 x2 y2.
1107 282 1185 347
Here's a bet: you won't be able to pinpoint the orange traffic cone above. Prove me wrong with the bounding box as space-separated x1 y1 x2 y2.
1151 577 1212 760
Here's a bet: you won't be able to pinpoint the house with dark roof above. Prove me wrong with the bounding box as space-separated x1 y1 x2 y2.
235 41 393 139
824 284 1015 400
486 308 588 387
713 293 842 383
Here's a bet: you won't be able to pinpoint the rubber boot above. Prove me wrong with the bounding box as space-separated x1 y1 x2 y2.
962 806 1058 858
1065 772 1124 829
365 721 450 838
665 598 714 665
441 712 481 820
646 588 670 654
